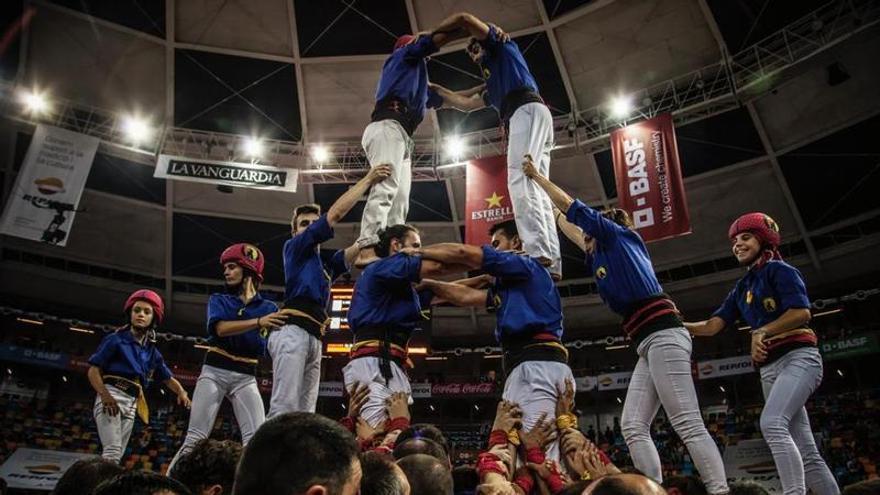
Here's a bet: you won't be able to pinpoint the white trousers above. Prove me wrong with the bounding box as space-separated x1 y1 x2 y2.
267 324 323 418
93 385 137 464
507 102 561 274
167 364 265 473
343 357 412 428
358 119 413 248
502 360 575 463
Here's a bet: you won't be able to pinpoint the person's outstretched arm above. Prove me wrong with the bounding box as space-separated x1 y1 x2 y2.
430 82 486 112
554 207 587 252
684 317 726 337
413 243 485 271
327 165 391 226
420 279 487 308
522 156 574 213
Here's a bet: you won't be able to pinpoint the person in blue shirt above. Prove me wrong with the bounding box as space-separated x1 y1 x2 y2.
428 12 562 279
410 219 574 463
523 158 728 493
86 289 190 463
267 165 391 418
686 213 838 495
355 24 464 268
343 224 464 428
167 243 282 473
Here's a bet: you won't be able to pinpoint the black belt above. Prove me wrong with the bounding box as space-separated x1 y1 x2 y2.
370 96 420 136
353 326 411 383
500 334 568 376
499 88 544 124
104 376 140 398
204 349 258 375
280 297 329 339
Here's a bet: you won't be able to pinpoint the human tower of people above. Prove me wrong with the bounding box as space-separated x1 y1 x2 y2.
84 11 838 495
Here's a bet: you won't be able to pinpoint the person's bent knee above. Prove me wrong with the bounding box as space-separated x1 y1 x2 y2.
759 411 790 440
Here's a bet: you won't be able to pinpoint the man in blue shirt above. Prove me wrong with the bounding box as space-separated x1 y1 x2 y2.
355 24 465 268
87 290 190 463
344 224 466 428
412 219 574 463
168 244 281 472
427 12 562 279
267 165 391 418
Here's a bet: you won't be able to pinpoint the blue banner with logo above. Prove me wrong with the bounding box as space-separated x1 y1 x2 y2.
0 344 70 369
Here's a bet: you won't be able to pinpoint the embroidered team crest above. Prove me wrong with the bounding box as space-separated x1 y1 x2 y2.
763 297 777 312
243 244 260 261
763 215 779 234
596 266 607 279
746 290 753 304
482 67 491 79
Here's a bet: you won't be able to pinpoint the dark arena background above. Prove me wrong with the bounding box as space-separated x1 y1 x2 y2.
0 1 879 494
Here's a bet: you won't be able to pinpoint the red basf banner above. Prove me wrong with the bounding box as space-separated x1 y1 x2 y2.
610 113 691 242
465 155 513 246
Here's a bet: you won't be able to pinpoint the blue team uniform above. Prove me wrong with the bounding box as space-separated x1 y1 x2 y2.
712 260 817 365
476 24 543 121
89 328 171 387
372 35 443 136
566 199 681 342
282 214 349 337
205 292 278 374
480 246 566 372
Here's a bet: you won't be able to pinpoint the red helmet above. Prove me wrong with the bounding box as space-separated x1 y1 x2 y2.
124 289 165 325
728 212 781 247
394 34 415 51
220 243 265 281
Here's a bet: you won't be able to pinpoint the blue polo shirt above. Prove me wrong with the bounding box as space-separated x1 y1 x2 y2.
482 246 563 343
283 215 350 306
88 328 172 388
375 35 443 126
477 24 540 112
712 260 811 329
206 293 278 359
566 200 664 316
348 253 428 334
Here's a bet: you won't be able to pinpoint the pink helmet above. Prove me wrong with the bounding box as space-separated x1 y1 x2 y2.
728 212 781 247
394 34 415 51
124 289 165 324
220 243 265 282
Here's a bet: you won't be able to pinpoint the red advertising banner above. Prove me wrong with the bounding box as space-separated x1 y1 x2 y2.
610 114 691 242
465 155 513 246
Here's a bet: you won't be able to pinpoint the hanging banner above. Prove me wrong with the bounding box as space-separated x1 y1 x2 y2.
697 355 755 380
411 382 432 398
154 155 299 192
722 439 782 492
0 448 95 490
0 125 98 246
820 334 880 361
597 371 632 391
610 113 690 242
465 155 513 246
575 375 597 392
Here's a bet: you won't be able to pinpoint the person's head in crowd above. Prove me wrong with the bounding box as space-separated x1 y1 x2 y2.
52 458 125 495
662 475 708 495
93 471 192 495
233 412 361 495
168 439 242 495
728 481 770 495
397 454 454 495
488 220 522 252
393 438 450 468
451 466 478 495
376 225 420 258
557 480 592 495
360 451 410 495
396 424 450 455
842 479 880 495
582 474 665 495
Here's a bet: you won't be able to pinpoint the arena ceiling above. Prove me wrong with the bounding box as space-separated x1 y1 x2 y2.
0 0 879 344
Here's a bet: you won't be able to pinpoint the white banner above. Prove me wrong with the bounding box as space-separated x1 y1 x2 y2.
575 375 597 392
0 125 98 246
0 448 96 490
597 371 632 391
723 439 782 492
0 377 49 400
319 381 345 397
697 355 755 380
155 155 299 192
411 382 432 398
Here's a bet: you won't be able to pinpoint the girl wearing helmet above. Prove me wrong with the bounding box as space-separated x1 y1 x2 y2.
168 243 283 472
86 289 191 463
523 158 728 493
686 213 838 495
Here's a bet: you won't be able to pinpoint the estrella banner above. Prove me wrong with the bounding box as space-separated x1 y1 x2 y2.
465 155 513 246
610 114 690 242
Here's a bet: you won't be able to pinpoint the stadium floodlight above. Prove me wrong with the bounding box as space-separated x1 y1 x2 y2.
243 137 263 158
609 95 633 119
445 136 466 159
122 115 152 144
20 89 49 115
311 145 330 164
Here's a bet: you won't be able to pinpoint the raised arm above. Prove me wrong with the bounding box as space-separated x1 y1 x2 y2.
684 317 727 337
416 243 484 271
554 208 586 252
430 83 486 112
420 279 488 308
522 156 574 213
430 12 492 43
327 165 391 226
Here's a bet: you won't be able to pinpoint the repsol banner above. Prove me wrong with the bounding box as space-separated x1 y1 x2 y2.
697 355 755 380
155 155 299 192
0 448 95 490
610 113 690 242
465 155 513 246
597 371 632 391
